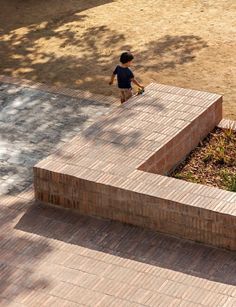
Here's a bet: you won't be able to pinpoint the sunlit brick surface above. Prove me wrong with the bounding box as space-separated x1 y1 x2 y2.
34 83 236 250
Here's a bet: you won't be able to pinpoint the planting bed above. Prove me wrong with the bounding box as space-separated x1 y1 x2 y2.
171 127 236 192
34 83 236 250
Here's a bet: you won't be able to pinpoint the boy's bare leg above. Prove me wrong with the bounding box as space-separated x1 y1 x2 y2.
122 89 132 103
125 89 133 101
120 88 132 104
120 90 126 104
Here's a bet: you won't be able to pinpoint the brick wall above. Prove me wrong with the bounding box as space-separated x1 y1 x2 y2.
34 167 236 250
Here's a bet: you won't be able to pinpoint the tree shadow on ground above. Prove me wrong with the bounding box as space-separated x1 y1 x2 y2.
0 0 113 32
0 32 208 194
0 199 53 303
0 3 208 96
0 20 207 168
135 34 208 72
15 202 236 286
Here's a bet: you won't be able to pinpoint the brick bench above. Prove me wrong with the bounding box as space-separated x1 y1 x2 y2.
34 83 236 250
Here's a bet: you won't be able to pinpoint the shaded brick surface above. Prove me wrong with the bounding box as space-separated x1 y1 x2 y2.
0 195 236 306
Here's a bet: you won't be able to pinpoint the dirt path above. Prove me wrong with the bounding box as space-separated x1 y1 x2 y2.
0 0 235 119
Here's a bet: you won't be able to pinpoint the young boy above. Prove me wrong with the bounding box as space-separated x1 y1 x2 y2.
109 51 144 103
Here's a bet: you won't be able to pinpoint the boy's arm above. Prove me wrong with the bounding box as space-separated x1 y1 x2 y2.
131 78 144 89
109 73 115 85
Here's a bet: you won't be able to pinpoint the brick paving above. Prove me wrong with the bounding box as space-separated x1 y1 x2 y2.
0 80 116 195
0 79 236 306
1 196 236 306
34 83 236 250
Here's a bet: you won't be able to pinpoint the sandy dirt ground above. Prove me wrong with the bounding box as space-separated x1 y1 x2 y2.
0 0 235 119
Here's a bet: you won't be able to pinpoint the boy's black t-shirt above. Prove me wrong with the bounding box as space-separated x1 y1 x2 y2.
113 65 134 89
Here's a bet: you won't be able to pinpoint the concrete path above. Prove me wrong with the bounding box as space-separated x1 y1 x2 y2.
0 80 236 306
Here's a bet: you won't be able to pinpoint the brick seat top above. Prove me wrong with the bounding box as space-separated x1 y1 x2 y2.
35 83 235 216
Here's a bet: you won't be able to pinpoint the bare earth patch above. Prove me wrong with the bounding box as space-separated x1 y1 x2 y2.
0 0 235 119
171 128 236 192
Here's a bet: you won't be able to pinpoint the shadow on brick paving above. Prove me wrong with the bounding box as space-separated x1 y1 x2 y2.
0 82 167 196
15 201 236 286
0 200 53 302
80 99 165 150
0 82 114 196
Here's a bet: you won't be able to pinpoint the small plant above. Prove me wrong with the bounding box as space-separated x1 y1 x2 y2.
185 172 195 180
223 124 236 141
230 176 236 192
174 172 200 184
219 169 236 192
174 173 184 180
202 145 214 163
215 145 227 164
223 128 234 140
202 153 212 163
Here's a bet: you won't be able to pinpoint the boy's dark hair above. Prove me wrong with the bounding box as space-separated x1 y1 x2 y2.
120 51 134 64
